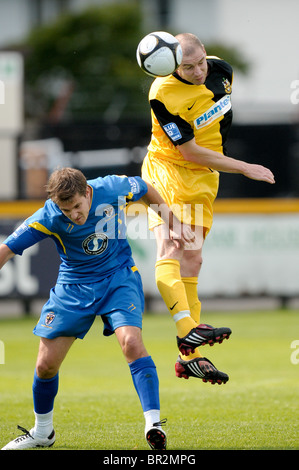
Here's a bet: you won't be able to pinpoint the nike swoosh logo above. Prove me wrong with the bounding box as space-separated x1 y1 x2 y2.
188 102 196 110
170 301 178 310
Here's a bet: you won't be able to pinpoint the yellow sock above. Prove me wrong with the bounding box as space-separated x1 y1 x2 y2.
155 259 197 338
181 277 202 324
181 276 203 360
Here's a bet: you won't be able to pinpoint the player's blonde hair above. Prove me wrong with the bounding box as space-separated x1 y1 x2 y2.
46 167 87 204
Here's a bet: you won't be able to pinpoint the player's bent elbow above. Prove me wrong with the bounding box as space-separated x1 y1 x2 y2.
178 141 204 164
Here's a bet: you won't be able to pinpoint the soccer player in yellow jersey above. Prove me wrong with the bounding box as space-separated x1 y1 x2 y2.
142 33 275 383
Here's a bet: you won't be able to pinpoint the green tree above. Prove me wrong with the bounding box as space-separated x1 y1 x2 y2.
24 2 149 121
20 2 249 123
205 43 249 74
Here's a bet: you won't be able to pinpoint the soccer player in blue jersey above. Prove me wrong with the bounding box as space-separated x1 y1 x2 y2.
0 168 193 450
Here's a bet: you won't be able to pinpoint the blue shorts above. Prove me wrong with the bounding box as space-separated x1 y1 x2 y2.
33 266 145 339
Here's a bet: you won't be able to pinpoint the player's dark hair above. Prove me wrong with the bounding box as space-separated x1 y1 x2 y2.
46 167 87 203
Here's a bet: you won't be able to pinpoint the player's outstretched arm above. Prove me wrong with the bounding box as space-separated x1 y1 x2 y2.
0 244 15 269
178 138 275 184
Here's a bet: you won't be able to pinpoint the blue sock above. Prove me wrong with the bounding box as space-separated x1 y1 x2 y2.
129 356 160 412
32 370 59 414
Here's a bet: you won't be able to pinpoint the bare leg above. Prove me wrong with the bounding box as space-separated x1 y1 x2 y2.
35 336 76 379
114 325 148 363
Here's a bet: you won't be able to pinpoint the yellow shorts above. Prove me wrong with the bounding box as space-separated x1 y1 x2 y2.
141 153 219 234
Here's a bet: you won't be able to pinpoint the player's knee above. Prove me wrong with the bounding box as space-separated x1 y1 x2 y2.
121 333 145 362
122 333 138 354
196 252 203 267
183 250 203 274
35 359 58 379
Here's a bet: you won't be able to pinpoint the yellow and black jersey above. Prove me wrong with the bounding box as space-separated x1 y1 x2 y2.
147 57 233 170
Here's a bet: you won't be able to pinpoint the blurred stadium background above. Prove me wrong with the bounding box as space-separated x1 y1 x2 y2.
0 0 298 318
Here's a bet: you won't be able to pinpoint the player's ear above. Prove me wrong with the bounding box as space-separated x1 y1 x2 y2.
87 185 93 203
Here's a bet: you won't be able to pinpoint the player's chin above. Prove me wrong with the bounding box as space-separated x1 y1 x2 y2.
194 77 205 85
74 217 86 225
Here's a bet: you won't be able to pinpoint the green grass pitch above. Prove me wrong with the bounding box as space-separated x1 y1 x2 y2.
0 309 299 450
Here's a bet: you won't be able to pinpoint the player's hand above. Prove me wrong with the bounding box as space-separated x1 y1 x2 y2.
170 220 196 248
243 164 275 184
180 224 196 245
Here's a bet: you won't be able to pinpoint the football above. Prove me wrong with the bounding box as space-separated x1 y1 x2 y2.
136 31 183 78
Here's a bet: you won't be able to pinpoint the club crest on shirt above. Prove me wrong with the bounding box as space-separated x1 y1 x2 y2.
103 205 114 218
222 77 232 94
45 313 55 325
82 233 109 255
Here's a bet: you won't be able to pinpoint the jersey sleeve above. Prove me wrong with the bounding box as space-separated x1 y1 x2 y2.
99 175 148 202
219 59 233 83
150 98 194 146
3 215 49 256
126 176 148 201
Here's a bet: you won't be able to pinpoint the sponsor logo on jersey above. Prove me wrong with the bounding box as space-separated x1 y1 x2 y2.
188 101 196 110
128 177 140 194
194 95 231 129
82 233 108 255
11 222 28 238
163 122 182 141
